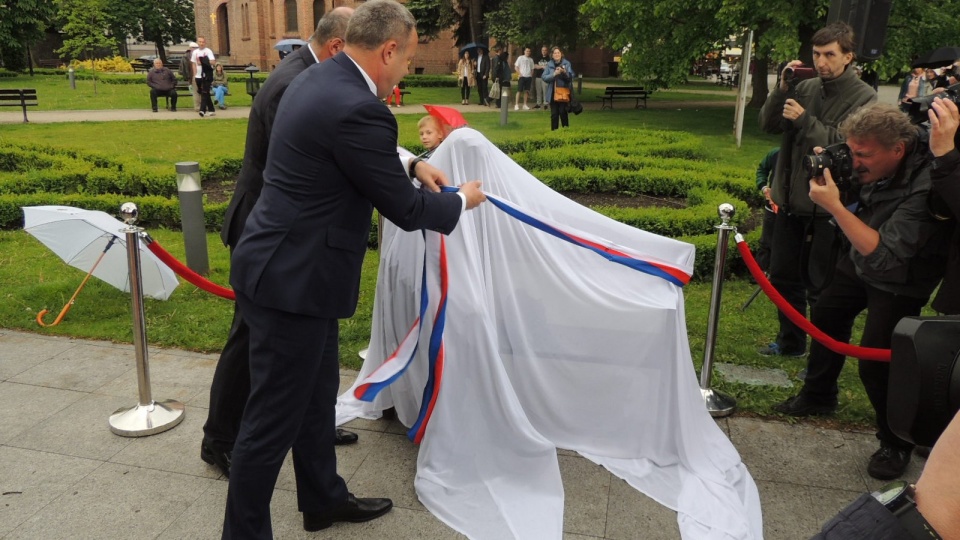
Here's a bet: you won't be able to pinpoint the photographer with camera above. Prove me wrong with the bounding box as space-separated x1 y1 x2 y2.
783 102 951 480
928 97 960 315
759 22 876 361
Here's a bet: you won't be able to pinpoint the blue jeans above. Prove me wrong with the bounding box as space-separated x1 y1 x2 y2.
214 84 228 106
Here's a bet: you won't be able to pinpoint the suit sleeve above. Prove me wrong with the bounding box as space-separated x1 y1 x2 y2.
333 103 462 234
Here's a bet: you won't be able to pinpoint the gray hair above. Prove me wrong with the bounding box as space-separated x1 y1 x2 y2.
345 0 416 51
311 6 352 45
840 102 918 149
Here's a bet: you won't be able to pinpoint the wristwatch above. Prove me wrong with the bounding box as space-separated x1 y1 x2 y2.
870 481 942 539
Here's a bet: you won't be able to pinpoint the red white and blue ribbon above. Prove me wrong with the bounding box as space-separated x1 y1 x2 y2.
353 189 690 443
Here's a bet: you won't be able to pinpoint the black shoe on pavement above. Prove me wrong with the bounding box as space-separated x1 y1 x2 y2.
758 343 806 357
334 428 359 445
868 445 911 480
200 438 232 477
772 394 837 417
303 493 393 531
170 108 177 112
152 109 158 113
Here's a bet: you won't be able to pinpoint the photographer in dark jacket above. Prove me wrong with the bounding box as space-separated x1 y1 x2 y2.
928 97 960 316
776 103 951 481
759 22 876 359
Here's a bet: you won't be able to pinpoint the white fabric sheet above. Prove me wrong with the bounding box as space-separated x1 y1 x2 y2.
337 128 762 539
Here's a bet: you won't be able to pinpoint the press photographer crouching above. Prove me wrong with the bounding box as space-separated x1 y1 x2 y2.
774 102 953 479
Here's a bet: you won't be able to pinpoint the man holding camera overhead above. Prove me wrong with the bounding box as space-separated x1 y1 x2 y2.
779 102 951 481
758 22 876 361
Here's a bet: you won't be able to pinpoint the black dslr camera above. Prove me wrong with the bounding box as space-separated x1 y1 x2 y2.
802 142 856 191
784 65 817 87
904 83 960 124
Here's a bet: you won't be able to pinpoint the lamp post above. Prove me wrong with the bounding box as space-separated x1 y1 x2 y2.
245 64 261 98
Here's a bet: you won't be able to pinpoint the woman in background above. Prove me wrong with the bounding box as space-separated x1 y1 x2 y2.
212 63 229 110
457 51 476 105
542 47 574 131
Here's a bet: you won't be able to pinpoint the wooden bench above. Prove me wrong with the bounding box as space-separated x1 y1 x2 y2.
0 89 38 122
37 59 62 69
159 80 193 110
221 64 253 73
599 86 651 110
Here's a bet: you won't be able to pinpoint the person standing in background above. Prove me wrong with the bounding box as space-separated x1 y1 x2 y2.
179 42 200 112
457 50 475 105
514 47 534 111
533 45 549 109
542 46 574 130
476 46 491 106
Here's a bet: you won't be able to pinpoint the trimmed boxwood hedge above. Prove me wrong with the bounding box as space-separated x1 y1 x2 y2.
0 128 764 280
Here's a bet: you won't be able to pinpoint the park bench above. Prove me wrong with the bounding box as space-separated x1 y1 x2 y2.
0 89 39 123
222 64 253 73
599 86 651 110
160 80 193 110
37 59 63 69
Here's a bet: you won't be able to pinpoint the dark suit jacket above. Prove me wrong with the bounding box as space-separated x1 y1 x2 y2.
230 52 463 318
220 45 317 248
476 52 490 80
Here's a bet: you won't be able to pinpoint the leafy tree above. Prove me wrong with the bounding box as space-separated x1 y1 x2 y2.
108 0 195 63
57 0 117 94
485 0 593 52
0 0 57 71
407 0 504 48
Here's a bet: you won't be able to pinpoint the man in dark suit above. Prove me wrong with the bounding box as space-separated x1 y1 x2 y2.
222 1 486 537
476 46 491 105
201 8 358 480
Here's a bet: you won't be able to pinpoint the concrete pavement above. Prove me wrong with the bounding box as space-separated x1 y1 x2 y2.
0 329 925 539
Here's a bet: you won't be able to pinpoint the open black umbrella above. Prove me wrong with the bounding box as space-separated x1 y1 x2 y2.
458 42 488 58
911 47 960 69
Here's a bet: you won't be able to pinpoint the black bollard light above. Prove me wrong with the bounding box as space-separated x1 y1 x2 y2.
245 64 261 98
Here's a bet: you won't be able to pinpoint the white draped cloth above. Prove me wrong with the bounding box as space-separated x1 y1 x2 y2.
337 128 762 539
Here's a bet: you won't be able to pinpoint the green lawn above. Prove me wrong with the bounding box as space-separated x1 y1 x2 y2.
0 77 910 429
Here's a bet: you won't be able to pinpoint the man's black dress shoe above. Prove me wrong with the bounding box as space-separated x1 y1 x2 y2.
303 493 393 531
335 428 359 445
200 438 232 478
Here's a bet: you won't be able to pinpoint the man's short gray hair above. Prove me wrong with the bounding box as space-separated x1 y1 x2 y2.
311 6 352 45
345 0 416 51
840 102 918 149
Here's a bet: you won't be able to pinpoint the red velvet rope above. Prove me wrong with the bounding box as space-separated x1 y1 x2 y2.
735 236 891 362
145 238 236 301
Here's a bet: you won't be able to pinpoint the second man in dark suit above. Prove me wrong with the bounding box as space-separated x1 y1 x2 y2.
476 46 491 106
201 7 358 480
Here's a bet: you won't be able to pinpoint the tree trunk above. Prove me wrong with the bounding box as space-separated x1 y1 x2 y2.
749 56 768 108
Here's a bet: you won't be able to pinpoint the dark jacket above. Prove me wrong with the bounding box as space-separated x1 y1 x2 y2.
146 66 176 92
230 52 463 318
930 148 960 314
542 58 573 105
760 66 876 215
848 133 951 299
476 51 490 81
221 45 316 248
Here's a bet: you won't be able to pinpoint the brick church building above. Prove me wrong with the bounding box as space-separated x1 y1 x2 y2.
192 0 617 76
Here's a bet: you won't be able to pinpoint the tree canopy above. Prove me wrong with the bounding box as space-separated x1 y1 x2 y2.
0 0 57 70
108 0 195 63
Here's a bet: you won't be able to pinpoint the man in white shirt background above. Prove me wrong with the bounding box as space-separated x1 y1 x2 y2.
514 47 534 110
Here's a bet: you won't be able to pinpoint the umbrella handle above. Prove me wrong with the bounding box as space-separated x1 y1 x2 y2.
36 238 115 328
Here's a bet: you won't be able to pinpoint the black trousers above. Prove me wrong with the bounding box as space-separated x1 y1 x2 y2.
149 88 177 111
460 79 470 101
550 100 569 130
202 301 250 450
767 211 838 353
198 75 216 113
754 206 777 272
800 262 925 450
476 76 488 104
223 292 348 539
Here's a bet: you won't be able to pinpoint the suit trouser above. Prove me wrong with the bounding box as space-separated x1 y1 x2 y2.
800 262 924 449
477 77 488 104
535 77 546 106
767 211 837 353
223 292 348 539
203 301 250 449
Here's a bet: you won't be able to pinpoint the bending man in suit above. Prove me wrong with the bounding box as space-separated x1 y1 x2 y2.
222 1 486 537
202 8 359 480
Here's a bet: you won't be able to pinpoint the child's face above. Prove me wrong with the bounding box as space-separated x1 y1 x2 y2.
419 123 443 150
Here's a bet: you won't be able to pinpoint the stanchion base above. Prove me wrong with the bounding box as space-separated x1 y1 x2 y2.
701 388 737 418
109 399 185 437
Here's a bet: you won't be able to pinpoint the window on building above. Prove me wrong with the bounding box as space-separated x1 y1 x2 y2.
313 0 324 30
217 3 231 54
270 0 276 38
285 0 298 32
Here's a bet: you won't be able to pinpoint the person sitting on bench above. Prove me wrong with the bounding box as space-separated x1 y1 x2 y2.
147 58 178 112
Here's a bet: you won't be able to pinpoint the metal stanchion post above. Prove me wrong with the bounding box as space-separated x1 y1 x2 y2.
500 86 509 126
700 203 737 417
68 67 76 90
108 202 185 437
577 73 582 95
175 161 209 275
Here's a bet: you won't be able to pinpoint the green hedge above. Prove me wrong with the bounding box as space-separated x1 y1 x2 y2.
0 128 763 281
